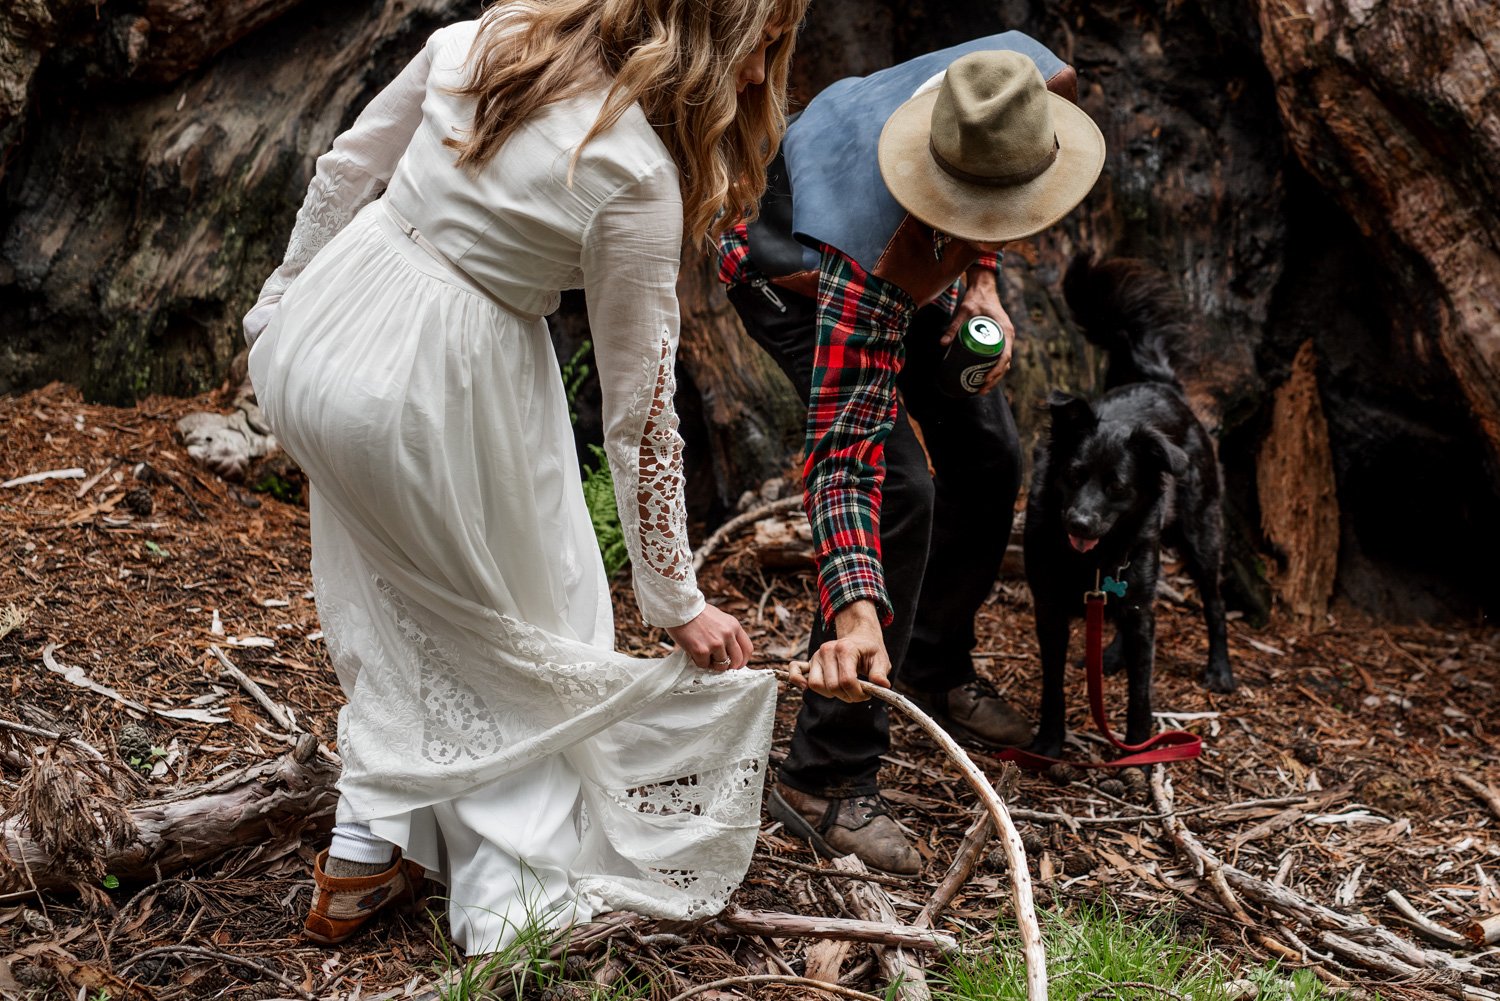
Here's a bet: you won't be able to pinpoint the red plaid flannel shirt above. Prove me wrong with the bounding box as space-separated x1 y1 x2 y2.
719 223 998 624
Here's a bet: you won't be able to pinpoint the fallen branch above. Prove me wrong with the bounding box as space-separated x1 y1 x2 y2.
833 854 931 1000
772 855 912 889
1151 765 1499 999
1150 766 1256 926
1466 914 1500 947
1455 773 1500 823
1 467 86 488
716 906 959 953
1223 870 1497 992
915 798 997 930
1385 889 1470 948
665 974 884 1001
692 496 803 572
0 717 109 764
211 645 299 732
1316 931 1425 980
0 734 338 892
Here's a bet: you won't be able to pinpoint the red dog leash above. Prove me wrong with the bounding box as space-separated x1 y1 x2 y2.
995 589 1203 771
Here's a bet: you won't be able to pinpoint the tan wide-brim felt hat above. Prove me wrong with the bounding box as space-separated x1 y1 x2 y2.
879 49 1106 244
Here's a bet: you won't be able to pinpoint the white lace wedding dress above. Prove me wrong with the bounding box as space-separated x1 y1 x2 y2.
244 17 775 953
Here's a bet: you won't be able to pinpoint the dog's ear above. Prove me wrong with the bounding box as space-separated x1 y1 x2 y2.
1045 391 1097 442
1134 427 1189 477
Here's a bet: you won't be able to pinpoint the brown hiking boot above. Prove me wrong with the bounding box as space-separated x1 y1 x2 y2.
303 849 423 945
766 782 921 876
897 677 1033 749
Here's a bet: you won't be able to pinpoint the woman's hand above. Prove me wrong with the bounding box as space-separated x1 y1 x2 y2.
667 603 753 671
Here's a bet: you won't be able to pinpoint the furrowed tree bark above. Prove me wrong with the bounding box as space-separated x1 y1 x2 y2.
4 0 1498 618
1256 339 1339 621
0 737 338 893
674 258 804 515
1252 0 1500 466
1247 0 1500 619
1 0 466 403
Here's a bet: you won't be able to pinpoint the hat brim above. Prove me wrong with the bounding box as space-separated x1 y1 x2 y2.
877 89 1106 244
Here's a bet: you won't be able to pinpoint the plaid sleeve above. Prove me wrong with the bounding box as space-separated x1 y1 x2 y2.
716 222 755 287
803 245 915 626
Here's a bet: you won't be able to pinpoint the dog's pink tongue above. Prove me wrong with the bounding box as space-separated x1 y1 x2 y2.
1069 534 1099 553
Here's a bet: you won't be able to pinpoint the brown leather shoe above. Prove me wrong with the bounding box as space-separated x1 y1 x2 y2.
897 677 1032 749
303 849 423 945
766 783 921 876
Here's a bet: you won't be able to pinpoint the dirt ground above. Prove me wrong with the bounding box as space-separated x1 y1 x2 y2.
2 382 1498 1001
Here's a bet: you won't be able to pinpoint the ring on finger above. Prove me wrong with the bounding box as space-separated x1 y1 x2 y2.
713 656 732 667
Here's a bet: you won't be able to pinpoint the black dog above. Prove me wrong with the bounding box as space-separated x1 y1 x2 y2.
1023 256 1235 760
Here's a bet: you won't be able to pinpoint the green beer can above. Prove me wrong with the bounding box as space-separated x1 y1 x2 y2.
938 315 1006 397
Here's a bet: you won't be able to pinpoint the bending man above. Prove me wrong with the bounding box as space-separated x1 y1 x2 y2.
719 36 1104 874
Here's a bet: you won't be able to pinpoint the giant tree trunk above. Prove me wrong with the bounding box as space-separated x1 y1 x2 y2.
2 0 1497 619
1248 0 1500 619
1254 0 1500 462
1 0 462 402
675 258 804 517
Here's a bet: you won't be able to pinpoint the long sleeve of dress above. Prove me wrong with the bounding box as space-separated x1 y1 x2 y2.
581 162 706 630
242 38 435 346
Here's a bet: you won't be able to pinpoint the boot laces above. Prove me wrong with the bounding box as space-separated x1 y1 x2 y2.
841 794 890 826
958 677 1001 701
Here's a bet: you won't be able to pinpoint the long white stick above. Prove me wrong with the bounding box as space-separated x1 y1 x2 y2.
777 668 1048 1001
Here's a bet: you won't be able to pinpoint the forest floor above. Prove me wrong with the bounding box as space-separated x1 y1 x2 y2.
1 382 1498 1001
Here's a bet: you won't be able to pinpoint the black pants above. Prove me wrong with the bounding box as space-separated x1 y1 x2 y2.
727 281 1023 796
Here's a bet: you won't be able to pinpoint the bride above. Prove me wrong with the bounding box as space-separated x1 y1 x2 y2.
244 0 809 952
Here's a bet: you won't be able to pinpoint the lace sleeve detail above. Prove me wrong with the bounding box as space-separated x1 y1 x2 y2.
583 160 705 628
601 330 697 608
243 34 435 346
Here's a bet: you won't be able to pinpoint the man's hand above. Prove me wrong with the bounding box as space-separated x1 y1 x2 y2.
790 600 892 703
941 266 1015 395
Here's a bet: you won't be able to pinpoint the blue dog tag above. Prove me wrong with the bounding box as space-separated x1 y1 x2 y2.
1102 576 1128 598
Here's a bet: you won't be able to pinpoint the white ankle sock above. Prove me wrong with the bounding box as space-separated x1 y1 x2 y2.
329 821 396 865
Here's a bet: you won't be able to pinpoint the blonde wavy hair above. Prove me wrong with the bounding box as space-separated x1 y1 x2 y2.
444 0 808 245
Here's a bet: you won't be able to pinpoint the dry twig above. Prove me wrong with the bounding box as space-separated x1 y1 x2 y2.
773 855 913 889
1455 774 1500 822
1152 765 1500 1000
716 907 958 952
0 717 109 763
665 974 885 1001
210 644 299 732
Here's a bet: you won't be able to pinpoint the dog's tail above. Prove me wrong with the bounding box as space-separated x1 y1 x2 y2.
1062 255 1188 389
